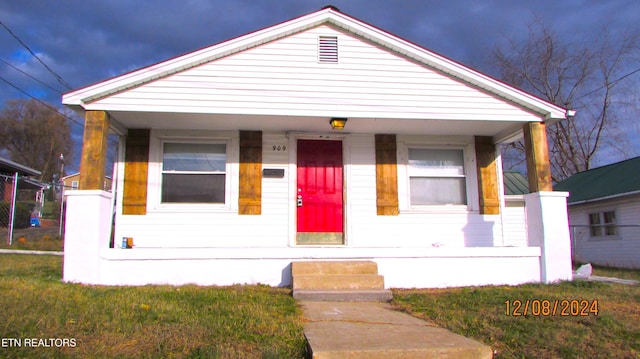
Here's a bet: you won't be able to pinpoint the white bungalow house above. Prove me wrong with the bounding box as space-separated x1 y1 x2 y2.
555 157 640 269
62 7 573 288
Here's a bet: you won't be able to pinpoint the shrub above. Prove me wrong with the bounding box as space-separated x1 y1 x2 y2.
0 201 31 229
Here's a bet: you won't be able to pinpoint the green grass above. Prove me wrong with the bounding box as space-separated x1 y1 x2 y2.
4 252 638 358
393 279 640 358
0 254 308 358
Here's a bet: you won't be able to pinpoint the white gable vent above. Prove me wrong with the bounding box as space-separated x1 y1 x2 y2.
318 36 338 63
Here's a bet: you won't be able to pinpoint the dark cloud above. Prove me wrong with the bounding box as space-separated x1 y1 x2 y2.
1 0 639 167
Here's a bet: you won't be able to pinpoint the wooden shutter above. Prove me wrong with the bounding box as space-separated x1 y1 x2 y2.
239 131 262 215
375 134 399 215
122 129 150 215
475 136 500 215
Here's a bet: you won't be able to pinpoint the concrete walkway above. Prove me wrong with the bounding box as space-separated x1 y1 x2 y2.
300 301 493 358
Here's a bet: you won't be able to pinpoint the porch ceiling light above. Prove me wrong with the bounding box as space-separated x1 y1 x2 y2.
329 117 348 130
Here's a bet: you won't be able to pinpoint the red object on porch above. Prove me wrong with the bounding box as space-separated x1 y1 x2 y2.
297 140 343 233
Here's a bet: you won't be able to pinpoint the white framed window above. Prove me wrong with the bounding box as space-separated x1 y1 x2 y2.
589 210 617 237
407 148 467 206
71 181 79 190
161 142 227 204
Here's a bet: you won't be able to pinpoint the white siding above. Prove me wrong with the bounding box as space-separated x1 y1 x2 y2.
569 194 640 269
113 130 291 248
345 134 503 248
113 130 508 249
90 25 540 122
503 198 528 247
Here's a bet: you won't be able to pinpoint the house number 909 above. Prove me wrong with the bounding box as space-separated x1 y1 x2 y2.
272 145 287 151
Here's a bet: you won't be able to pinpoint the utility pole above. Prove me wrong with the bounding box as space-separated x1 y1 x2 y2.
58 153 65 237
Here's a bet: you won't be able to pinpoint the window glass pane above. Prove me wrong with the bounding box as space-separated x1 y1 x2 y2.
603 211 617 235
589 213 602 236
410 177 467 205
162 174 225 203
163 143 226 172
605 225 617 236
408 149 464 177
603 211 616 224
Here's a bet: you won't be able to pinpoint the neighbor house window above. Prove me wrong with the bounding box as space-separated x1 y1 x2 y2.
71 181 78 190
408 148 467 205
161 143 226 203
589 211 617 237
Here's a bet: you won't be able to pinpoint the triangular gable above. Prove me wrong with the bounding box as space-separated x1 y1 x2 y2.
63 7 568 121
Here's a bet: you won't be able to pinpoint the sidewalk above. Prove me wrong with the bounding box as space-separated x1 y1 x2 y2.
300 301 493 358
0 249 62 256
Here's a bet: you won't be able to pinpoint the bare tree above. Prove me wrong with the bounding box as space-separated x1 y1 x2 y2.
493 18 639 181
0 98 74 183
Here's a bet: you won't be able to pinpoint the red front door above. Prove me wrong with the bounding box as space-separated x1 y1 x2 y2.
296 140 343 245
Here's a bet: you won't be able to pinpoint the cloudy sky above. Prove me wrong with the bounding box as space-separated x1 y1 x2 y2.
1 0 639 169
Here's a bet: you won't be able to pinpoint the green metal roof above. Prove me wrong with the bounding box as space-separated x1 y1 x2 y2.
503 171 529 196
554 156 640 204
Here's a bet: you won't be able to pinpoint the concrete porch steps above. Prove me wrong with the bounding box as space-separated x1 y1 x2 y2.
292 261 393 302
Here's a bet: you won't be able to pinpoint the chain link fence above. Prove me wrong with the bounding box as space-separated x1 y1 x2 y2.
1 173 62 246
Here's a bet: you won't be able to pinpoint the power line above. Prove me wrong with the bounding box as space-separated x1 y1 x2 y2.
0 57 63 94
0 20 73 90
0 75 83 128
573 66 640 102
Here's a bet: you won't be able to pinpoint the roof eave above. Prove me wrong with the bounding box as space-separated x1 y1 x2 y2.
0 157 41 177
568 190 640 206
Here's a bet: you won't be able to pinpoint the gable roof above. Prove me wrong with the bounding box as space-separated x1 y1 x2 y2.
62 7 569 122
554 156 640 204
503 171 529 196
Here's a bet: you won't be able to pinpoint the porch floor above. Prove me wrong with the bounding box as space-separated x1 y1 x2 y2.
300 301 492 358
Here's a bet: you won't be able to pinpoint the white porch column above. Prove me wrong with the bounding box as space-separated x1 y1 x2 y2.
525 191 572 283
63 190 113 283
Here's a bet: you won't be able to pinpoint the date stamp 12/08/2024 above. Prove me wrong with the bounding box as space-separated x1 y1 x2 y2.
504 299 599 317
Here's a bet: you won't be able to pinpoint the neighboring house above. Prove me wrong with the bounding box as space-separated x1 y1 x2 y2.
0 157 49 222
61 7 573 287
555 157 640 269
0 157 47 202
62 173 112 192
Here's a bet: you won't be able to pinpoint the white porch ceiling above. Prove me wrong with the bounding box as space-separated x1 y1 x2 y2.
107 111 525 141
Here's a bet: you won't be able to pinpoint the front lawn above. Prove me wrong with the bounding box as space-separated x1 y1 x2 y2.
393 278 640 358
0 254 308 358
